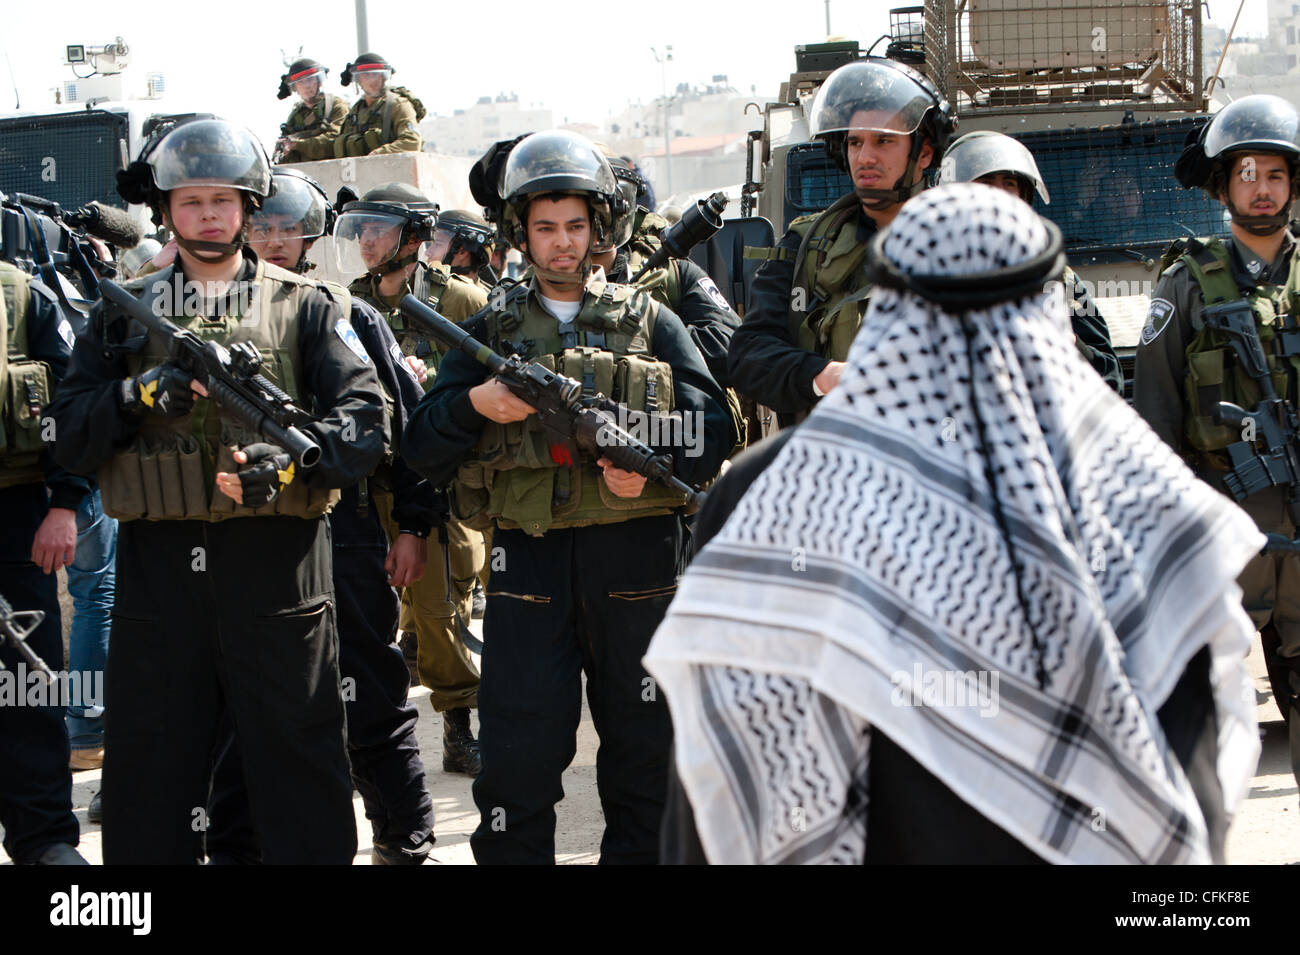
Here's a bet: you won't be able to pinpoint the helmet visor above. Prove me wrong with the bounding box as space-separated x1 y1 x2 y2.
289 70 326 100
500 130 618 201
254 175 327 238
152 120 271 195
808 61 934 138
937 133 1050 203
1204 95 1300 160
334 210 410 275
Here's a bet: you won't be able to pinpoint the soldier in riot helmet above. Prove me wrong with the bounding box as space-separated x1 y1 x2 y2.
203 166 438 864
727 57 956 423
428 209 496 291
1134 94 1300 798
937 130 1123 393
49 118 387 864
336 182 488 776
334 54 424 157
275 58 348 163
402 129 731 864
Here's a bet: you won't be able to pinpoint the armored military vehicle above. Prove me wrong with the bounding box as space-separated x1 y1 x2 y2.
740 1 1227 393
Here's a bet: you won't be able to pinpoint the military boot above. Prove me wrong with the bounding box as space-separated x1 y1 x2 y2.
442 707 481 775
371 835 434 866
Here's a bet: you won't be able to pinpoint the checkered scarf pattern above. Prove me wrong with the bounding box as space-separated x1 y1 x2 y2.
645 185 1263 864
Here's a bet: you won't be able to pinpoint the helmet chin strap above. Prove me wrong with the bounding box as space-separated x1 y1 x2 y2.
527 249 592 291
369 248 422 277
164 211 245 262
1225 194 1293 236
850 137 927 209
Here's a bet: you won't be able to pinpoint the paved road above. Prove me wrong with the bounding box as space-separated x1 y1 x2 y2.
4 634 1295 865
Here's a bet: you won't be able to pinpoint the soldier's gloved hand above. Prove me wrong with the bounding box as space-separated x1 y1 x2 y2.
120 364 200 418
216 443 295 508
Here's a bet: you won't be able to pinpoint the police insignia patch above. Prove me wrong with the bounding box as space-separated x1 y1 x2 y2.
1140 298 1175 346
697 276 731 311
335 319 369 362
391 341 418 381
57 317 75 349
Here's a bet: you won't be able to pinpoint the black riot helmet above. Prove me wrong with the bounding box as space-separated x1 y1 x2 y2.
937 131 1050 204
278 58 328 100
249 167 334 271
116 117 272 260
341 53 394 90
809 57 957 208
431 209 494 273
333 181 439 277
1187 95 1300 235
499 130 628 287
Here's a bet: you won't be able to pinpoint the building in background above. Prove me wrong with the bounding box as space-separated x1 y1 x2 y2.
420 93 552 159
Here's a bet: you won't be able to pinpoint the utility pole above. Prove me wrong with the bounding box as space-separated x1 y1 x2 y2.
825 0 831 36
355 0 369 55
651 46 673 200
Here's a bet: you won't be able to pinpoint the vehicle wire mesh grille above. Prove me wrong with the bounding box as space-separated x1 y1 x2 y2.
783 142 851 229
1020 115 1225 258
0 110 128 212
925 0 1202 113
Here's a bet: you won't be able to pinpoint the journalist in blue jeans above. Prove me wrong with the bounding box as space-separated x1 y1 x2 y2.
66 486 116 768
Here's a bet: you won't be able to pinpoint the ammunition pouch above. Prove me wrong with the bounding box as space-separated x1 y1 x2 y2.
451 289 691 536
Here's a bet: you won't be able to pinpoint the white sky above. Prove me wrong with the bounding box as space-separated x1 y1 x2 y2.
1 0 1272 148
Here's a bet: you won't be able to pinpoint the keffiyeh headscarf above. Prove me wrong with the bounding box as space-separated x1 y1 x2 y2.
644 184 1263 864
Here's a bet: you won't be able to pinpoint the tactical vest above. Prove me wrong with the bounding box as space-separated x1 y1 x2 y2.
284 94 336 136
350 263 455 391
0 264 52 490
451 280 690 537
746 193 870 361
98 260 340 522
334 88 424 157
1171 237 1300 452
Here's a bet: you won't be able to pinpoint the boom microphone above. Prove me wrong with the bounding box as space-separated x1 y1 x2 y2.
66 201 143 249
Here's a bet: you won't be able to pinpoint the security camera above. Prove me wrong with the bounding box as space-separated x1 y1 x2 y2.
66 45 86 64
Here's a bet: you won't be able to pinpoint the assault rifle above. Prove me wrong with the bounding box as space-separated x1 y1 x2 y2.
0 593 53 681
99 279 322 469
1206 299 1300 555
398 295 704 507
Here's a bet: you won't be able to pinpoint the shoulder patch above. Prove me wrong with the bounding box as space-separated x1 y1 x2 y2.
335 318 370 363
696 276 731 311
1140 298 1176 346
391 341 419 382
57 317 76 349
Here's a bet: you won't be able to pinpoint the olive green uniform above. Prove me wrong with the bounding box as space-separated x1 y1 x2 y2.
279 94 349 163
350 262 487 710
333 89 423 158
1134 231 1300 787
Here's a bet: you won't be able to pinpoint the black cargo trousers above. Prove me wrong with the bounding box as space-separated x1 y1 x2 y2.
205 484 434 861
101 514 356 864
0 483 77 864
470 513 682 865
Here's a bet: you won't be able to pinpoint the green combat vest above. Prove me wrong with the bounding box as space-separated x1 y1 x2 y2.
333 88 425 157
0 263 52 490
451 280 691 537
98 259 340 522
350 263 462 391
281 94 346 162
746 193 870 361
1171 237 1300 452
